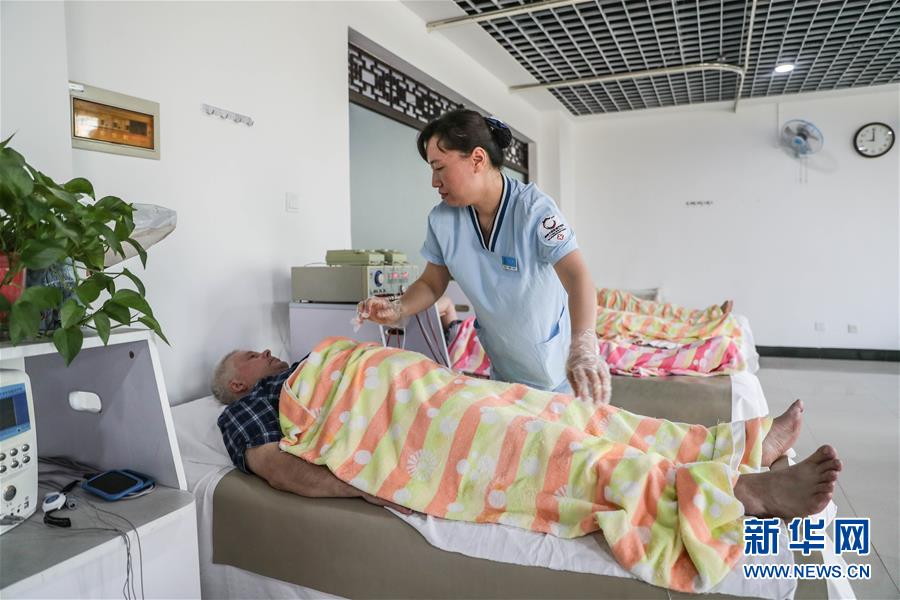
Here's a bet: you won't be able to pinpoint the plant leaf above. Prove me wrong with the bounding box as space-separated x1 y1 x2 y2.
60 298 86 329
0 133 13 148
19 285 63 310
63 177 95 199
37 184 78 210
20 239 67 270
23 195 50 222
123 238 147 268
138 314 169 345
111 289 153 316
28 167 55 188
0 146 33 198
103 300 131 324
53 327 84 366
93 311 111 344
81 245 106 272
95 195 129 215
48 214 80 243
9 301 41 344
44 185 79 206
96 222 124 257
0 295 10 312
120 268 146 296
113 219 133 240
75 276 106 305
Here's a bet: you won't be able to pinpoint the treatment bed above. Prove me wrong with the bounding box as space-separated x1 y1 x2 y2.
172 366 849 600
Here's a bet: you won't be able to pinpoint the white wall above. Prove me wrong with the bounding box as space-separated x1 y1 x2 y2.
349 104 527 272
0 1 72 182
349 104 432 270
573 87 900 350
1 1 554 403
10 0 893 407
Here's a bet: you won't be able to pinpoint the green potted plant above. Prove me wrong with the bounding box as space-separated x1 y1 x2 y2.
0 135 167 364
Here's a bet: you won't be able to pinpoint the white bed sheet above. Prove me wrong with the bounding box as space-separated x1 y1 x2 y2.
734 313 761 374
732 370 770 421
171 394 844 600
173 396 336 599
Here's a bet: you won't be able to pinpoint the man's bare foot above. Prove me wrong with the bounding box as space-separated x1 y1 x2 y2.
720 299 734 314
735 446 841 519
761 399 803 467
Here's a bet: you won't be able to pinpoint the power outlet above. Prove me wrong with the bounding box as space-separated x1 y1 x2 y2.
814 322 826 332
285 192 301 212
847 324 859 334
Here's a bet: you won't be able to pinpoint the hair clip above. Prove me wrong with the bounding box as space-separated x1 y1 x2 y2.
484 116 509 130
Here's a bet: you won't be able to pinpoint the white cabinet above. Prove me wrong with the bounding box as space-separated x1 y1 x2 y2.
0 330 200 598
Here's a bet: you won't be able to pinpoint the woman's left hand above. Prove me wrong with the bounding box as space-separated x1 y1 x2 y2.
566 329 612 404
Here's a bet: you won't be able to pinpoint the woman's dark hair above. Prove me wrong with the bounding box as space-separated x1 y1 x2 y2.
417 109 512 168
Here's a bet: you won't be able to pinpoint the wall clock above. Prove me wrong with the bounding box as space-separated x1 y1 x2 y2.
853 122 894 158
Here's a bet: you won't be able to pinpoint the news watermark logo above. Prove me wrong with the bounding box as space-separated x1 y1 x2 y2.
742 517 871 580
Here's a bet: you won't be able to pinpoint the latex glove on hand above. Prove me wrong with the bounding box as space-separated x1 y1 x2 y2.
566 329 612 404
356 296 405 327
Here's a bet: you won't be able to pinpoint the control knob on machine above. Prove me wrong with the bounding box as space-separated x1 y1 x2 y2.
373 270 384 287
3 485 15 502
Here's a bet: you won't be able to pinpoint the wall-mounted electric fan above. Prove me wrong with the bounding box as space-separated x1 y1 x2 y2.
780 120 824 157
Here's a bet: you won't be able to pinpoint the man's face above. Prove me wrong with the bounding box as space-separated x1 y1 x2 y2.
230 350 289 391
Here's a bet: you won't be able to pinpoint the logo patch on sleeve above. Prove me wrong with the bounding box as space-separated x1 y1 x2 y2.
539 214 569 245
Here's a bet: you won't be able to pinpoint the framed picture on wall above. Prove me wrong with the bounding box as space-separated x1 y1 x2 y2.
68 81 160 160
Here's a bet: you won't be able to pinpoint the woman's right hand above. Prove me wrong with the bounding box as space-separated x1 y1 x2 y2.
357 296 404 326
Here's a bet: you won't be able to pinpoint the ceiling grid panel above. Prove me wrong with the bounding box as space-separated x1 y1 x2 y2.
445 0 900 114
839 2 899 87
572 4 634 110
809 0 871 92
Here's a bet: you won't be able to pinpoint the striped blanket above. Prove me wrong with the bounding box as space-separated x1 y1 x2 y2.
596 306 743 345
599 336 746 377
596 289 745 376
279 338 771 593
447 316 491 377
597 288 729 323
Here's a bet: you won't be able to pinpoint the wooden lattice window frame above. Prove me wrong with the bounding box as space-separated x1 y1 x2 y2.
349 43 529 177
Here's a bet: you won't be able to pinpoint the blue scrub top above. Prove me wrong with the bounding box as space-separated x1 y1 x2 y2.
421 174 578 391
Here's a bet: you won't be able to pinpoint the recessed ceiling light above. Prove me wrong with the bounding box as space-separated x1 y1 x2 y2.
774 64 795 74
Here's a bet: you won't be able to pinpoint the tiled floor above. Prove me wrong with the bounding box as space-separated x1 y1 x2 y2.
757 357 900 600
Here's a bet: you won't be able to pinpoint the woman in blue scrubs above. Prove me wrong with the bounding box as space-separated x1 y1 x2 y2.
359 110 611 404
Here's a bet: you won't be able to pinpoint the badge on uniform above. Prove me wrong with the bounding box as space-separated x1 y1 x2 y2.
501 256 518 271
539 214 569 246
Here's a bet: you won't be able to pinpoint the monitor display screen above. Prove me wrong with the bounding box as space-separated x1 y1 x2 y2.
0 384 30 440
0 397 15 432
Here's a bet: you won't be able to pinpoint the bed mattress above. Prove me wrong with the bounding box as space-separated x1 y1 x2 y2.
212 469 828 599
609 373 732 426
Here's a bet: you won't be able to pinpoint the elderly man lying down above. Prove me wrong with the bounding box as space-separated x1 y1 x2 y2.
213 337 841 594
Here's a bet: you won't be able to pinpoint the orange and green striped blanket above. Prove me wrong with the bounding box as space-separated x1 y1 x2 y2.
279 337 771 593
596 289 746 376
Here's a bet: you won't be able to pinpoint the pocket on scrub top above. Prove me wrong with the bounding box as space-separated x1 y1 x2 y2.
537 305 565 345
532 306 567 386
